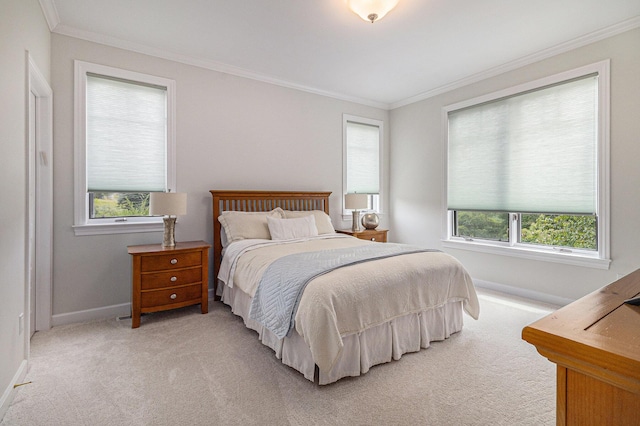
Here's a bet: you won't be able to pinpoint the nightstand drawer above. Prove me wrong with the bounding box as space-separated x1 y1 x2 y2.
363 231 386 242
141 267 202 290
141 284 202 309
337 229 388 242
140 251 202 272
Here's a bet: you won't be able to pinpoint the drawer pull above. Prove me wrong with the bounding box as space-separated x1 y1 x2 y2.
170 293 177 300
170 276 177 282
170 258 178 265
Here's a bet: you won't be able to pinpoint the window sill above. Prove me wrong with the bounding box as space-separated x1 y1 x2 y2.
442 239 611 270
73 221 163 236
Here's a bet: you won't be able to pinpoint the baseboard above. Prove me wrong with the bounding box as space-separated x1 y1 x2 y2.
474 279 574 307
0 359 28 421
52 303 131 327
48 281 569 327
52 292 221 327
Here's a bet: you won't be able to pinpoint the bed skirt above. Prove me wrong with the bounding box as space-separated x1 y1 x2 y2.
221 283 464 385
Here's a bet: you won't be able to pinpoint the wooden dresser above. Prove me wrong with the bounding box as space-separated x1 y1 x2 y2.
128 241 210 328
336 229 388 242
522 270 640 425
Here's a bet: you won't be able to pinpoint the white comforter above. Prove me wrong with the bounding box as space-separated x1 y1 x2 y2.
218 235 479 372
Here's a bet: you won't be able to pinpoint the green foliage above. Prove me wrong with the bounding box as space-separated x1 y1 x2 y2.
92 192 150 218
117 193 150 216
455 210 597 250
456 211 509 241
521 214 596 250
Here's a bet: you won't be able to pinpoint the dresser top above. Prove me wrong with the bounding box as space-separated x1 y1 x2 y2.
522 269 640 393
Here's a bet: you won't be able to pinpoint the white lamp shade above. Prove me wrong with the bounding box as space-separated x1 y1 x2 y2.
345 193 368 210
346 0 399 22
149 192 187 216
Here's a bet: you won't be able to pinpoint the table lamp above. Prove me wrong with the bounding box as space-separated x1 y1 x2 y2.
149 191 187 247
345 193 368 233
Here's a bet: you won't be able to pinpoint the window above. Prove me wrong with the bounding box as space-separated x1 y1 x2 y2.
443 61 610 269
74 61 176 235
343 114 383 215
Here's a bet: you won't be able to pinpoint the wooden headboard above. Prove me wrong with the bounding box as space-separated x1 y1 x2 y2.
209 190 331 297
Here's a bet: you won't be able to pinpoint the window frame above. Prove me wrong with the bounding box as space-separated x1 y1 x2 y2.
73 61 176 236
342 114 384 218
442 61 610 270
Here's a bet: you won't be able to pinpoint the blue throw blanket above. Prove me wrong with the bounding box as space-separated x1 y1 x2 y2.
249 243 435 338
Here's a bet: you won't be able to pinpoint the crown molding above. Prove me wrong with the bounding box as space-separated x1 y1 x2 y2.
390 15 640 109
45 8 638 111
38 0 60 31
51 24 390 110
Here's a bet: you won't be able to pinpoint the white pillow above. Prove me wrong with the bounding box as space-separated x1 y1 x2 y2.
283 210 335 235
267 215 319 240
218 208 284 245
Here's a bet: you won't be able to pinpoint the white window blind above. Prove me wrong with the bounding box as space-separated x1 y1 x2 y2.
86 74 167 192
346 121 380 194
447 75 598 215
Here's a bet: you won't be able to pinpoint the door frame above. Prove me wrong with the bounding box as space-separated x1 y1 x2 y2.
27 54 53 334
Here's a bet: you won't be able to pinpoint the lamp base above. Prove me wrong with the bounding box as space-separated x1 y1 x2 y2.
351 210 362 233
162 216 177 247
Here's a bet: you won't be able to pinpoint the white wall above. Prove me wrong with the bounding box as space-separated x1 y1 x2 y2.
50 34 389 321
390 28 640 302
37 6 640 326
0 0 50 417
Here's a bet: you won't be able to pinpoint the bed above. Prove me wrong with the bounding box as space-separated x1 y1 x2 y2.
210 190 479 384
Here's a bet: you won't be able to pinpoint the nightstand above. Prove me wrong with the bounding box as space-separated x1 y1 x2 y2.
127 241 210 328
336 229 388 242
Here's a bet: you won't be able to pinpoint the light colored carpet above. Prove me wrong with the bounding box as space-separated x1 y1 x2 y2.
2 289 557 425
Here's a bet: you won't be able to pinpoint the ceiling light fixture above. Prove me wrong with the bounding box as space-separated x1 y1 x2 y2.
346 0 399 23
